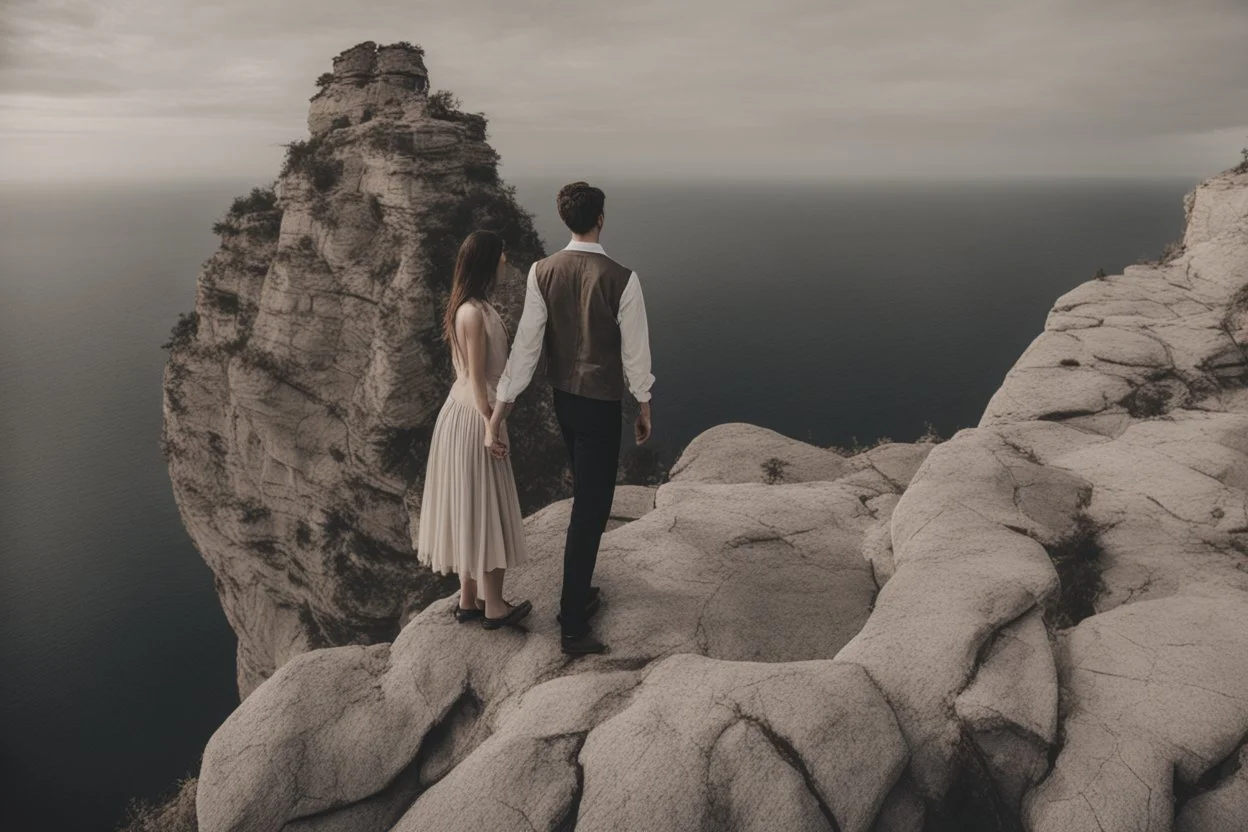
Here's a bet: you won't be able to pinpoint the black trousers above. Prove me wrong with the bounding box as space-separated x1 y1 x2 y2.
553 388 622 637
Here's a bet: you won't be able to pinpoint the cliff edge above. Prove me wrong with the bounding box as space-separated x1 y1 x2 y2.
161 41 568 698
185 45 1248 832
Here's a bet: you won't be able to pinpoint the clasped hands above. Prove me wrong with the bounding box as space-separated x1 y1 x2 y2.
484 413 509 460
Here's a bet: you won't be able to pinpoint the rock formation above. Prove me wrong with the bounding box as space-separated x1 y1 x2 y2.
187 44 1248 832
161 40 568 698
194 154 1248 830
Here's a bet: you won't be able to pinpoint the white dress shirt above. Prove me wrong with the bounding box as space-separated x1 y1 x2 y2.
496 239 655 404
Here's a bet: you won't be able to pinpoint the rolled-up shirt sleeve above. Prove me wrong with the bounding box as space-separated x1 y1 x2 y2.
617 271 655 402
495 263 547 404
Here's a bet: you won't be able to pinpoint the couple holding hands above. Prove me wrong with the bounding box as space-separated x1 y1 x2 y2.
416 181 655 655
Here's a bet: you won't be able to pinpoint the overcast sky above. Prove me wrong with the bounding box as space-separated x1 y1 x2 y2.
2 0 1246 183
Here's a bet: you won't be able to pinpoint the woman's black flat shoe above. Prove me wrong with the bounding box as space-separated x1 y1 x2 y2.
482 599 533 630
452 603 484 623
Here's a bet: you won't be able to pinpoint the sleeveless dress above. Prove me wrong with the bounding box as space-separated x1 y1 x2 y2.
416 299 529 582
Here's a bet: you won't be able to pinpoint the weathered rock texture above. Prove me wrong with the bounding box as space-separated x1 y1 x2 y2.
161 41 568 698
191 84 1248 830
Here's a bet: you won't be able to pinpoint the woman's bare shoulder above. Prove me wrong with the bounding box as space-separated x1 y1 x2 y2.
455 300 485 327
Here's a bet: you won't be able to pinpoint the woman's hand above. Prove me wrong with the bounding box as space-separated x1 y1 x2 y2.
485 418 509 459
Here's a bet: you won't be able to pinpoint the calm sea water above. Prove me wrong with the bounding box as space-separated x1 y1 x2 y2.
0 174 1195 830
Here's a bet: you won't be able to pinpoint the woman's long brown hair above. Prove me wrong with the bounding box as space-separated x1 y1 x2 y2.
443 229 505 366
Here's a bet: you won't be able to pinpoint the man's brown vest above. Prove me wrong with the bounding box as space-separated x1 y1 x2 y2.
533 248 633 401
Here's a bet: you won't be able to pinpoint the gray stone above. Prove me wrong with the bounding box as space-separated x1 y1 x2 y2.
187 80 1248 832
1025 592 1248 832
1175 743 1248 832
669 422 852 485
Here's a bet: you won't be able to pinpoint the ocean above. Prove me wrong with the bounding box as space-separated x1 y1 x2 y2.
0 174 1197 830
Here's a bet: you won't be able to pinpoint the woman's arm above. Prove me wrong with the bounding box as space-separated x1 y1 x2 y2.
456 303 494 421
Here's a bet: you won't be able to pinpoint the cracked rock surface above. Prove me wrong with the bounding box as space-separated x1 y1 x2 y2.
194 122 1248 829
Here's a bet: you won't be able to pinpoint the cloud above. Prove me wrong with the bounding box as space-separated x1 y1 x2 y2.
0 0 1244 181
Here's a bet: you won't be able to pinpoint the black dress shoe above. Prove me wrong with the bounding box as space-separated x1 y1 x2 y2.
555 594 601 625
561 630 609 655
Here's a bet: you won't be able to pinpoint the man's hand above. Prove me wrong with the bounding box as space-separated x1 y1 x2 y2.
635 401 652 445
485 400 516 459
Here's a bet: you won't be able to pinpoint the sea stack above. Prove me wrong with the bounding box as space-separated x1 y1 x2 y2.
161 40 567 698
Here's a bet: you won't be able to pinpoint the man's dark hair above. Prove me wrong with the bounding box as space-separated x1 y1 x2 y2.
556 181 605 234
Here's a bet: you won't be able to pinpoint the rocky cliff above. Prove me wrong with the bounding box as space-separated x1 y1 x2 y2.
191 152 1248 831
161 41 568 698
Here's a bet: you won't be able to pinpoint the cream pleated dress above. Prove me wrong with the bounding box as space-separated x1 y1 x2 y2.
416 299 529 582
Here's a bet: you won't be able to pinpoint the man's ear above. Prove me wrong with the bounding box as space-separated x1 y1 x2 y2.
597 213 605 231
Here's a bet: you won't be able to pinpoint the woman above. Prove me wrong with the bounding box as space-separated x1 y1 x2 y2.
416 230 532 630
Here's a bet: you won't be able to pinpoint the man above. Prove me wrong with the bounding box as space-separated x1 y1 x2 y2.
488 181 655 655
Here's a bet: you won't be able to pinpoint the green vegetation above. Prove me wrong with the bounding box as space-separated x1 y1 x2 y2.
408 140 565 512
320 505 358 547
761 457 790 484
237 344 300 383
375 425 434 486
204 288 241 315
315 72 334 89
162 360 191 416
1042 510 1106 629
422 184 544 292
369 261 399 287
426 89 488 141
367 125 416 156
115 776 198 832
828 434 894 456
280 135 343 191
465 148 502 184
1121 372 1178 417
212 332 250 357
206 432 227 458
345 526 408 562
158 429 185 462
281 136 320 175
618 445 670 486
1222 283 1248 333
247 212 282 241
162 311 199 350
1135 239 1185 267
212 185 282 241
391 40 425 58
229 186 278 216
236 497 271 523
426 89 461 119
310 196 339 229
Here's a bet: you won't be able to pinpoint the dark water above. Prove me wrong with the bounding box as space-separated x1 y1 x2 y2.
0 175 1194 830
